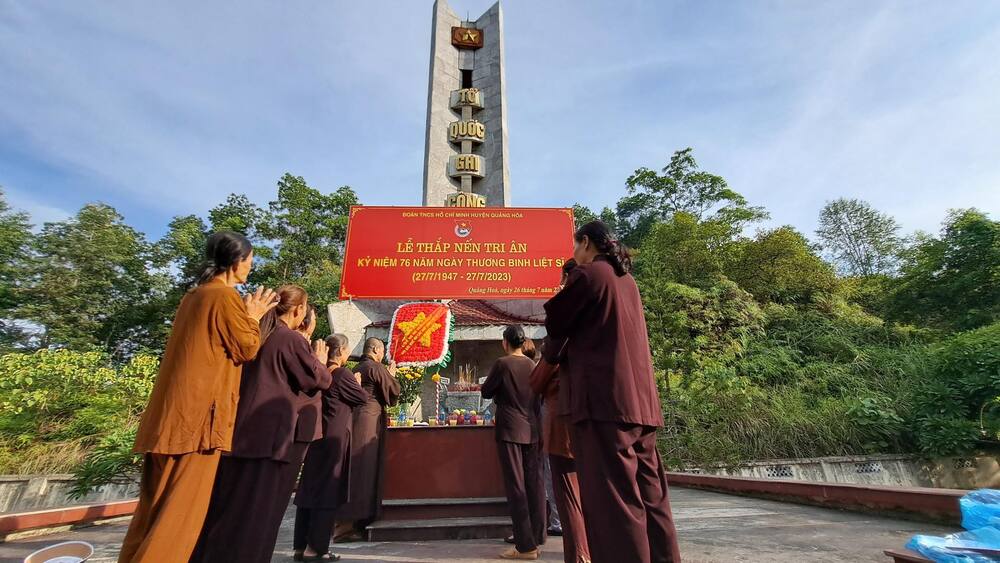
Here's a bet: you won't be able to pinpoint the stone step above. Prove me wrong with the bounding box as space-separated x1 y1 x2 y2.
380 496 508 520
366 516 512 542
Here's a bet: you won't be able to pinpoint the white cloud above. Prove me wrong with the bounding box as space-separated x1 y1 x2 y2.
0 0 998 239
3 186 71 226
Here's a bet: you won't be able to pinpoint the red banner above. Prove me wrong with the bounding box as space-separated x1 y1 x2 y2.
340 206 575 300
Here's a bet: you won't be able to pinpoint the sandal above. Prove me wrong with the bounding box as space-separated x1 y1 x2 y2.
302 554 341 562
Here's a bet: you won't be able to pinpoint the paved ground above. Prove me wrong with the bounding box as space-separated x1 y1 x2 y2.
0 488 954 562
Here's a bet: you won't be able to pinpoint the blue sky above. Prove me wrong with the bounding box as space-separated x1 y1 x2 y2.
2 1 999 240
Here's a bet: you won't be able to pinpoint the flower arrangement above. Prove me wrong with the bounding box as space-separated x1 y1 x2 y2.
387 302 454 367
395 365 425 407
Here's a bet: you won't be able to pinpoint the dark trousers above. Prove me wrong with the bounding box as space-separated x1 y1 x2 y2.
497 441 547 553
190 444 307 563
571 421 681 563
293 506 338 555
549 454 590 563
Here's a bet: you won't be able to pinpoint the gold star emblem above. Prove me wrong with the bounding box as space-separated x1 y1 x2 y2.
463 30 478 42
398 312 442 348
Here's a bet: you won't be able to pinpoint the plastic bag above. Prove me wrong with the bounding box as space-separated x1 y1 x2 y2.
906 489 1000 562
907 527 1000 563
962 490 1000 532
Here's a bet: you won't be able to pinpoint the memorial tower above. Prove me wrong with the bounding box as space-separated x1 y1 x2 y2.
422 0 510 208
331 1 543 418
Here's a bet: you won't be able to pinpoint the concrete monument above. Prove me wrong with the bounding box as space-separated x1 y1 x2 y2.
422 0 510 208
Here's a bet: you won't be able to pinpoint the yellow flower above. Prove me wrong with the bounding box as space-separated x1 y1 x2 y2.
431 373 441 383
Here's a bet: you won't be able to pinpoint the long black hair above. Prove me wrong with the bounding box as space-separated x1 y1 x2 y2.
196 231 253 286
574 220 632 276
502 324 526 350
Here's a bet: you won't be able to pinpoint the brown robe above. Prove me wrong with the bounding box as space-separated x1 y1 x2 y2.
529 349 590 563
334 357 400 524
544 256 681 563
529 340 572 459
120 279 261 563
191 323 333 563
482 355 546 553
294 367 370 554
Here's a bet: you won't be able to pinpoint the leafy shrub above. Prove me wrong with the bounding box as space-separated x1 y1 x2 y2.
0 350 156 476
908 323 1000 456
69 423 141 499
845 396 905 452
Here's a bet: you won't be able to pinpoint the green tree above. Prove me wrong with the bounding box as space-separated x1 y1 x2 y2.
816 198 901 276
16 204 168 353
571 204 617 232
155 215 209 287
888 209 1000 331
252 174 358 334
256 173 358 282
0 190 32 350
635 212 735 288
208 193 267 236
297 260 343 336
149 215 211 344
726 227 837 305
621 148 767 246
639 278 763 386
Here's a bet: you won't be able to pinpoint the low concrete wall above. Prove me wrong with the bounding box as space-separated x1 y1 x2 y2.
922 456 1000 489
0 475 138 515
668 472 964 525
682 454 1000 489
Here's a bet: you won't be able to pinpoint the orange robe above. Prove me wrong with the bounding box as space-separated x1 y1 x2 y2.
118 279 260 563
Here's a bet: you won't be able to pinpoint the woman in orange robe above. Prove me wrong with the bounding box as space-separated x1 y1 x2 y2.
118 231 277 563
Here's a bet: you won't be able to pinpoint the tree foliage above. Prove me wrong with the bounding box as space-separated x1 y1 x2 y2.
620 148 767 247
1 150 998 480
816 198 901 276
255 173 358 285
566 147 999 465
0 349 156 475
888 209 1000 331
911 323 1000 456
725 227 837 305
0 190 32 351
15 204 169 353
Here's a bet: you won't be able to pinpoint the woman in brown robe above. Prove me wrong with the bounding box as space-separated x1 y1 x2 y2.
294 334 369 561
544 220 681 563
119 231 277 563
530 262 591 563
334 337 400 538
190 285 333 563
482 325 546 561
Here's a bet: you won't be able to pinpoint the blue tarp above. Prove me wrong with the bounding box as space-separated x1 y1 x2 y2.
907 489 1000 562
